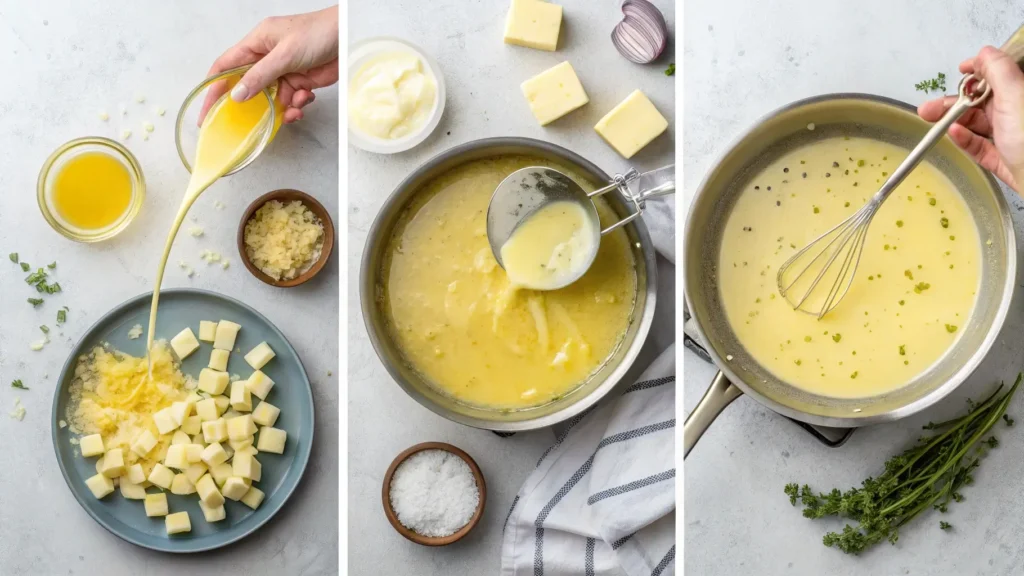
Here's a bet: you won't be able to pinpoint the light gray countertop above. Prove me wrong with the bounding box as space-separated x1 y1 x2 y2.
684 2 1024 575
346 1 675 573
0 1 338 574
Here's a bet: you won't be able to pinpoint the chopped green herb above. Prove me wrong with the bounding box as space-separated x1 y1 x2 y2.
844 202 850 208
857 159 865 167
914 282 931 293
813 206 820 214
664 62 675 76
949 235 956 241
19 262 29 272
940 217 949 228
896 220 904 228
11 380 28 390
945 324 958 333
850 371 859 379
915 72 947 93
832 333 842 343
56 309 67 324
929 198 937 206
899 300 905 306
795 359 803 366
47 261 56 269
39 325 49 334
8 253 17 263
899 345 906 356
1004 414 1014 427
804 336 812 342
940 521 952 531
27 298 43 307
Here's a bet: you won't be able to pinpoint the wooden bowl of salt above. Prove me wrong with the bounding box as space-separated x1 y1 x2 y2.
382 442 486 546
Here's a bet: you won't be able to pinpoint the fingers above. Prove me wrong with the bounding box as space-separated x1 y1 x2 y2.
973 45 1024 103
917 96 994 136
947 124 1015 184
958 57 975 74
232 41 300 102
291 89 315 109
283 107 304 124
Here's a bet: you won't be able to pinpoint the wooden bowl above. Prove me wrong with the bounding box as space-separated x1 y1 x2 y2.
381 442 486 546
237 189 335 287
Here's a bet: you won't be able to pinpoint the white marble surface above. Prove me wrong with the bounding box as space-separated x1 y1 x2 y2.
684 2 1024 575
346 1 676 573
0 1 338 574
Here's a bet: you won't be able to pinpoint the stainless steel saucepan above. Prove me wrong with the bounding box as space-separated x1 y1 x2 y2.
361 137 658 431
683 95 1016 457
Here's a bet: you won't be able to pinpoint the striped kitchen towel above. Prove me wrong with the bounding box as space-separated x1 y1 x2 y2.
500 344 676 576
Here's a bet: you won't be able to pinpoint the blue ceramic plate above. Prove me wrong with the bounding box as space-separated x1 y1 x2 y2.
51 289 314 553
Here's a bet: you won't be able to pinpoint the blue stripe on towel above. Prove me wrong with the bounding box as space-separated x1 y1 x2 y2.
651 545 675 576
503 495 520 533
622 376 675 395
585 538 595 576
586 469 676 505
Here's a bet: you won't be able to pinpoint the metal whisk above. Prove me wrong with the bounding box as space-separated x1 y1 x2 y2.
776 74 992 318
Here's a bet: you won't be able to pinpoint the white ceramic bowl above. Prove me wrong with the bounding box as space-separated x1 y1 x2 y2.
347 37 446 154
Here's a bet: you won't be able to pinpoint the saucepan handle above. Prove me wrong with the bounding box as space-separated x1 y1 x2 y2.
683 370 743 458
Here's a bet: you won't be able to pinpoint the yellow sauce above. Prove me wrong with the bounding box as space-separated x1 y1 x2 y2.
147 87 280 353
382 156 637 409
500 200 598 290
719 137 981 398
52 151 132 230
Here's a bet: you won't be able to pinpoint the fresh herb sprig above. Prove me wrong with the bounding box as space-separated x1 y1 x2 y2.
11 380 28 390
785 374 1021 554
665 62 675 76
915 72 947 93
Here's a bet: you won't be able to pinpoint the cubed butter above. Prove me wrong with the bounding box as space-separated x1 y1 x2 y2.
209 348 230 371
198 320 218 342
198 368 229 395
232 452 259 480
191 434 207 447
201 442 229 466
227 415 257 441
170 473 196 495
181 415 202 435
85 473 115 499
521 61 588 126
256 426 287 454
126 464 147 485
185 462 208 484
222 476 250 501
131 429 159 457
213 395 230 415
100 448 126 478
196 398 219 422
185 444 204 463
164 444 189 470
245 371 275 400
119 480 146 500
230 381 252 412
241 486 265 510
169 400 194 426
504 0 562 51
165 511 191 535
170 327 200 360
202 418 228 444
80 434 105 457
148 463 175 490
210 462 233 486
171 430 191 445
199 501 226 523
152 407 179 435
145 493 169 517
252 401 280 427
195 473 225 508
243 341 275 370
213 320 241 351
594 89 668 159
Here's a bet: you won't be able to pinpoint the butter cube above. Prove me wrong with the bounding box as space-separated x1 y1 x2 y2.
80 434 105 457
199 320 218 342
170 473 196 495
85 473 115 499
213 395 230 415
126 464 147 485
145 493 168 517
171 430 191 445
100 448 126 478
521 61 589 126
236 445 259 458
232 452 259 480
186 391 204 404
252 401 280 427
245 371 275 400
198 368 229 395
201 442 229 466
213 320 241 351
504 0 562 51
119 480 146 500
185 444 204 463
256 426 287 454
230 381 252 412
196 398 219 422
209 348 230 371
165 511 191 535
164 444 189 470
227 415 257 442
185 462 208 484
210 462 233 486
131 429 159 457
594 89 669 159
152 407 179 434
181 415 202 435
199 501 226 523
169 400 194 426
148 463 175 490
191 434 207 447
241 486 265 510
202 418 228 444
244 342 275 370
195 473 225 508
170 327 200 360
222 476 250 501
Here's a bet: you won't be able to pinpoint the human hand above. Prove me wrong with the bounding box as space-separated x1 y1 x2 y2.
918 46 1024 192
199 5 339 125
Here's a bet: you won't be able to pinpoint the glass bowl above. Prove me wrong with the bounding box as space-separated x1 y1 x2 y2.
174 64 282 177
37 137 145 243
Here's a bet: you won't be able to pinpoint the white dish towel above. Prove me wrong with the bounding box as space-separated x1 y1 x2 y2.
500 343 676 576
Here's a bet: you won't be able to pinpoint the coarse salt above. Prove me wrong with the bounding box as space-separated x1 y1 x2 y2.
389 449 479 537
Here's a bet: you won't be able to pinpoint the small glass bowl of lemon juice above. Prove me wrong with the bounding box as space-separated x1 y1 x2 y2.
37 137 145 242
175 64 283 177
